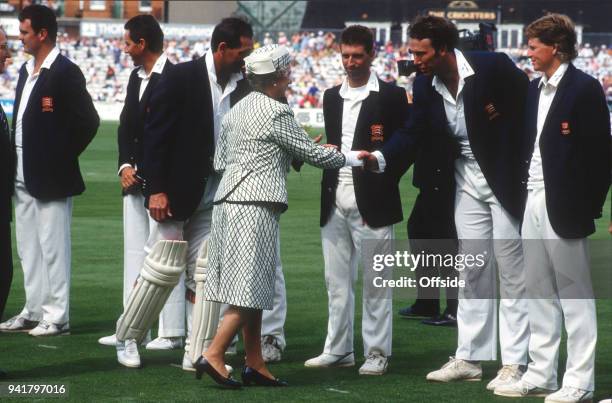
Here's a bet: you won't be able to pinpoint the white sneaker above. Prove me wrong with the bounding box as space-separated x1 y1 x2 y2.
145 336 183 350
28 321 70 337
261 335 282 363
182 352 195 371
494 379 554 397
98 334 117 346
426 356 482 382
181 353 233 374
0 315 39 333
359 353 388 375
304 352 355 368
545 387 594 403
117 339 141 368
486 364 525 391
98 333 151 347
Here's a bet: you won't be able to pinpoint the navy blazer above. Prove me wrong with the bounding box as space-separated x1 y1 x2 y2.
383 51 529 220
521 64 611 238
117 60 172 175
0 105 14 222
12 54 99 199
143 57 250 221
321 79 409 228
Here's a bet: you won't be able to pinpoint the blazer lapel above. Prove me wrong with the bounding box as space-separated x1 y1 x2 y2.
352 90 379 149
462 74 476 140
539 64 573 139
12 65 28 134
139 73 158 117
230 77 251 106
327 88 343 146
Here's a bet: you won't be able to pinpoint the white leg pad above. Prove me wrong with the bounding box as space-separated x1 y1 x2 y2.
116 240 187 343
189 239 221 364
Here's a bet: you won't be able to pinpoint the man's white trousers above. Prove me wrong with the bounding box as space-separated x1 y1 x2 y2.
321 180 393 357
14 147 72 325
453 158 529 364
521 187 596 391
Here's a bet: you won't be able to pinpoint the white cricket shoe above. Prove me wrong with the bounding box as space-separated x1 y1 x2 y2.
426 356 482 382
545 387 593 403
494 379 554 397
304 352 355 368
117 339 141 368
261 335 282 363
99 333 151 347
98 334 117 346
359 353 388 375
28 321 70 337
145 336 183 350
181 352 233 374
486 364 525 391
0 315 39 333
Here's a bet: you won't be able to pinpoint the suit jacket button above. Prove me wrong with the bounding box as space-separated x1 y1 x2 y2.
134 138 139 143
434 187 439 191
327 187 332 192
436 168 441 173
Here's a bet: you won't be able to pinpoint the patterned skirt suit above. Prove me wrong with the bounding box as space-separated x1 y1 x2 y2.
205 91 345 309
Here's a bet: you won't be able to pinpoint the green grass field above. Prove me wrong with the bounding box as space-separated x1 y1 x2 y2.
2 121 611 402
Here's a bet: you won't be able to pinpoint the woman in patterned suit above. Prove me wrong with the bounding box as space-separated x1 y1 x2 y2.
194 45 364 388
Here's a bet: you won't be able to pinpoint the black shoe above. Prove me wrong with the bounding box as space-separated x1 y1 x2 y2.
421 311 457 327
398 304 438 318
194 356 242 389
241 366 288 387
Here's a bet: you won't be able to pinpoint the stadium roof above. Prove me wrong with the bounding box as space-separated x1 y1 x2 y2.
302 0 612 32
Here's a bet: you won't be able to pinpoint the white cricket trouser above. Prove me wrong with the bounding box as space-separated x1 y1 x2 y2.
454 158 529 364
122 193 149 306
321 180 393 357
14 147 72 325
261 235 287 350
521 187 596 391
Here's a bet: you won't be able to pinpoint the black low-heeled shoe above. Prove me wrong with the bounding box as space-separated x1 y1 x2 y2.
194 357 242 389
241 366 288 387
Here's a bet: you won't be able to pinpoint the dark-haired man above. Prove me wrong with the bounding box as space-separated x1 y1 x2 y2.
114 17 255 370
304 25 409 375
0 4 99 336
360 16 530 387
97 14 173 351
495 14 610 402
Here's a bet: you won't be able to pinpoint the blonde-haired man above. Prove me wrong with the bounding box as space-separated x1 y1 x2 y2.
495 14 610 402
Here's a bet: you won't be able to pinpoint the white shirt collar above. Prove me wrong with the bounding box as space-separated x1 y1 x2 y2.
338 70 379 99
137 53 167 80
205 49 243 89
432 48 475 93
538 62 569 89
26 46 60 76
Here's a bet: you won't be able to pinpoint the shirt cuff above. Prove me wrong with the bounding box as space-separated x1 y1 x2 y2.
118 163 133 176
371 150 386 173
342 150 365 167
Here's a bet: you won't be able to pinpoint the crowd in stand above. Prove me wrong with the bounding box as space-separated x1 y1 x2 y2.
0 30 610 109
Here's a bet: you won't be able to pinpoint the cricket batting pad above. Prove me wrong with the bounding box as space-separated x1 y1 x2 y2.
116 240 187 343
188 239 221 364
